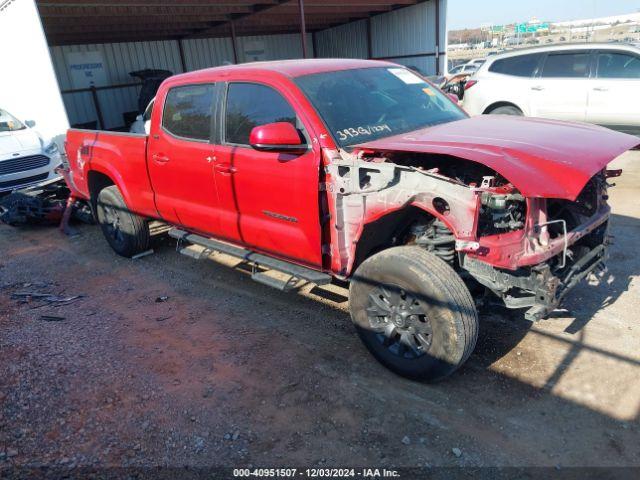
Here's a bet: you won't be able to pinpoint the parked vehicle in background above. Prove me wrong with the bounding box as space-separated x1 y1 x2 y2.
129 99 154 134
63 59 639 381
463 43 640 135
465 58 486 69
447 63 478 76
0 108 63 193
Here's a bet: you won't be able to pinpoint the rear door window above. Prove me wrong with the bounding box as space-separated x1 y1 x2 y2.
488 53 543 77
540 52 591 78
162 84 215 141
596 51 640 79
224 82 300 146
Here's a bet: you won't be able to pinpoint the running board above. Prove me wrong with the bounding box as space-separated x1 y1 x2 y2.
168 228 331 291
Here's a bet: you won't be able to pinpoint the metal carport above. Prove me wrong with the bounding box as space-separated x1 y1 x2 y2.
35 0 447 130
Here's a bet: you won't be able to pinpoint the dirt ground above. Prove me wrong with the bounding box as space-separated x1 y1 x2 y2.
1 151 639 471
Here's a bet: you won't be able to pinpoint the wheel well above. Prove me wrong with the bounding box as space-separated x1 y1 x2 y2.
87 171 115 210
352 206 435 272
483 101 523 114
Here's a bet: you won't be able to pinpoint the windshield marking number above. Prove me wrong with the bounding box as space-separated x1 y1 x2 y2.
337 124 391 141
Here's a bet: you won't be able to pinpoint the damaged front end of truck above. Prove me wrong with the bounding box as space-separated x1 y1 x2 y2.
321 117 639 321
459 171 616 321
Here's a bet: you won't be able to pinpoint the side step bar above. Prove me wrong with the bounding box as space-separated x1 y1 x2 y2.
168 228 331 291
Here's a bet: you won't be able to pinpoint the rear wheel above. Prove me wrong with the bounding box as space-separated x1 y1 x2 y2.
349 246 478 381
488 105 523 116
96 185 149 257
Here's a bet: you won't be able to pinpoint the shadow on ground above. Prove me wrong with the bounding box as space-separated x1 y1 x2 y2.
0 212 638 468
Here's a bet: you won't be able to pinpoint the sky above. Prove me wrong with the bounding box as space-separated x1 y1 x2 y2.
447 0 640 30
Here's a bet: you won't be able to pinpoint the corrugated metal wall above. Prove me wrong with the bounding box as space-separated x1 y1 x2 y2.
181 33 313 71
50 41 183 129
314 19 369 59
51 33 314 129
50 0 446 130
316 0 446 76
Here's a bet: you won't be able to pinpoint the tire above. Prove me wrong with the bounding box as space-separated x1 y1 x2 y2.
488 105 523 116
349 246 478 382
95 185 150 257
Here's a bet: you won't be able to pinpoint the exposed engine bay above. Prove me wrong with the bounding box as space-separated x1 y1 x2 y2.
323 148 617 321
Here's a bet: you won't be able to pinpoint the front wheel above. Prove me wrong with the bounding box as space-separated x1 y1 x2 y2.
96 185 150 257
349 247 478 381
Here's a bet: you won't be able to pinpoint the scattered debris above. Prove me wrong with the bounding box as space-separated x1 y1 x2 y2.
11 292 82 304
132 249 155 260
6 449 18 458
202 386 214 398
194 436 206 453
232 430 240 441
40 315 65 322
452 447 463 458
155 296 169 303
0 180 92 227
401 436 411 445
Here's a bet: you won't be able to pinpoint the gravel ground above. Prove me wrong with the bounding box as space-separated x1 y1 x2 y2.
0 151 639 473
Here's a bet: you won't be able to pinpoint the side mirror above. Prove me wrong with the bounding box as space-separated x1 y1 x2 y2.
250 122 306 153
446 93 459 104
25 120 36 128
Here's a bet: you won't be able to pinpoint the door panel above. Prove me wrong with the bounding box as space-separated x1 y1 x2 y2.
213 81 322 267
529 52 591 121
587 51 640 128
147 83 220 233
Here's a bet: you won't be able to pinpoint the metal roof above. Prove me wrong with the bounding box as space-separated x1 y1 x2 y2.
37 0 425 46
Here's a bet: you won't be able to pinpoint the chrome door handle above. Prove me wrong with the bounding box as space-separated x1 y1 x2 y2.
531 86 544 91
593 87 609 92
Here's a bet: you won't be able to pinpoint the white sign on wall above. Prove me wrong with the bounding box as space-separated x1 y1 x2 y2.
243 40 266 61
67 51 108 89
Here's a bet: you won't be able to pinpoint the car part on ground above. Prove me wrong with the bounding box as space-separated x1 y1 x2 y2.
0 179 93 226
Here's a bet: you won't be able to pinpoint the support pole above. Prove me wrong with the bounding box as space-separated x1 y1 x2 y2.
298 0 308 58
89 85 105 130
311 31 318 58
230 20 239 64
177 39 188 72
366 17 373 59
434 0 441 75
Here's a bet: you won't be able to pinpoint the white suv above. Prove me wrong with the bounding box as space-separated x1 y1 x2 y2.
463 43 640 135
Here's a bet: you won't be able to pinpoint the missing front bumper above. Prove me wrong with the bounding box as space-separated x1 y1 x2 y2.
461 243 608 321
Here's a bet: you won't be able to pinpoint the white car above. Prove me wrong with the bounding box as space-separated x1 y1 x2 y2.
447 64 477 76
0 108 63 193
463 43 640 135
129 98 154 135
465 57 486 69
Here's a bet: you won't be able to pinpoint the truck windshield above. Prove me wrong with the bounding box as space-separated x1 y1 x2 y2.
0 108 26 133
295 67 466 147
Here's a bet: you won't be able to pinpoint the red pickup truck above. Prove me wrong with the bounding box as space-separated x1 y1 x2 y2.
63 59 639 381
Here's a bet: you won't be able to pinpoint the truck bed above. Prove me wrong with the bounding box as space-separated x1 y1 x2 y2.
64 129 157 218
